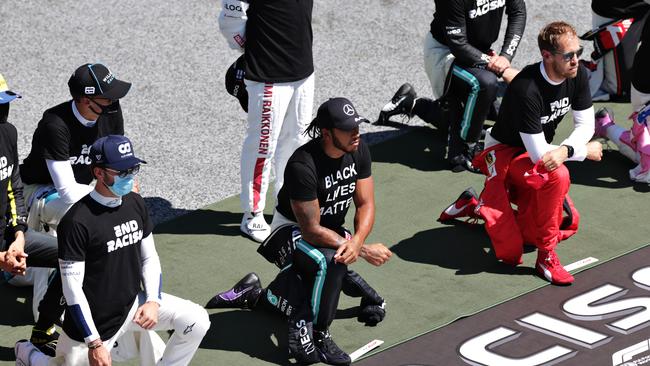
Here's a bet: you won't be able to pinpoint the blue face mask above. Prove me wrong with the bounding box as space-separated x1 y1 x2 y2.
106 174 134 197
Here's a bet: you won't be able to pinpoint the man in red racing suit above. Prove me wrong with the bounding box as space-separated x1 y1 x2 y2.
440 22 604 285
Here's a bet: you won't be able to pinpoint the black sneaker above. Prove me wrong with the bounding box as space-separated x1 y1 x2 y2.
449 154 481 174
376 83 417 125
30 326 59 357
314 329 351 365
449 143 483 174
205 272 262 309
358 297 386 326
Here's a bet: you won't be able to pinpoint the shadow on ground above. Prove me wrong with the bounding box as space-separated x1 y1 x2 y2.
144 197 194 225
391 224 536 277
153 208 273 238
369 126 449 172
0 285 33 361
0 285 33 327
567 150 637 189
201 310 291 365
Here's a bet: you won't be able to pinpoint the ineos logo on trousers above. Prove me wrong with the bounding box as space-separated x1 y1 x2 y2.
118 143 132 154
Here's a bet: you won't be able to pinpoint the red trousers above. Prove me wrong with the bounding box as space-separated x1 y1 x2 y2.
473 145 580 264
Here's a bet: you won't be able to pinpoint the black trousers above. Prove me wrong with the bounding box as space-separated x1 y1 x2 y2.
446 65 498 159
261 240 382 330
412 65 498 159
3 230 65 329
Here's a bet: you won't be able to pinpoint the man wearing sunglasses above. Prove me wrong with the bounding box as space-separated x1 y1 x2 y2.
16 135 210 366
17 63 130 354
441 21 603 285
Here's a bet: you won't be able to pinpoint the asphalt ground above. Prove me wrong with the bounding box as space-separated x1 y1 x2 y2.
0 0 596 223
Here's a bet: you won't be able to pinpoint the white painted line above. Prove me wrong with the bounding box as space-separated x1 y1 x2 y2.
350 339 384 362
565 257 599 272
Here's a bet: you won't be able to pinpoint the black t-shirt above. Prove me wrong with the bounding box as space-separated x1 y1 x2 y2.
633 16 650 93
491 63 593 147
429 0 526 67
0 122 28 244
20 100 124 185
276 139 371 232
58 193 153 342
591 0 649 19
244 0 314 83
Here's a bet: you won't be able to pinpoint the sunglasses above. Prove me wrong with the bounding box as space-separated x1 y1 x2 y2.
553 46 583 62
105 165 140 178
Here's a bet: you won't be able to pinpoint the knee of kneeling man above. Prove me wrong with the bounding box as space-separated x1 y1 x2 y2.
177 305 210 338
329 260 348 276
478 72 498 90
549 164 570 183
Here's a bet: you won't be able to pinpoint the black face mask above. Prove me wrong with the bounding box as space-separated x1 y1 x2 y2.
0 103 9 123
89 98 120 116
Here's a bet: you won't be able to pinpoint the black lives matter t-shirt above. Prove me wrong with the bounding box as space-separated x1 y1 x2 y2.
490 63 592 147
276 139 371 232
58 193 153 342
20 100 124 185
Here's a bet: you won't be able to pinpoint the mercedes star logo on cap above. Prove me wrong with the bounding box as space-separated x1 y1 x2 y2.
343 104 355 116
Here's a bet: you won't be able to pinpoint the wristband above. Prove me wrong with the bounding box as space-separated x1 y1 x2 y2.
88 340 103 349
562 144 574 158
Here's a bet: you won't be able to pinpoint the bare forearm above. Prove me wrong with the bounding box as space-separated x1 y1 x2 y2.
352 203 374 246
301 225 346 249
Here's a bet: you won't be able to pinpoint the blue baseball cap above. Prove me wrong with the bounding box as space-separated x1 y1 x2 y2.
90 135 147 171
0 73 21 104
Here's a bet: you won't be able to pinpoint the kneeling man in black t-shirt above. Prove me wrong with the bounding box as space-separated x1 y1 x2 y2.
16 135 210 366
207 98 392 366
440 22 603 286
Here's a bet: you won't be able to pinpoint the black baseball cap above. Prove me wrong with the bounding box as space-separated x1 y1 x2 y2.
90 135 146 171
314 97 368 131
68 63 131 100
225 55 248 112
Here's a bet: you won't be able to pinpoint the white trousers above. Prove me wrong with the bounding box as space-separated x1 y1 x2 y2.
24 184 92 236
423 32 455 101
54 291 210 366
240 74 314 214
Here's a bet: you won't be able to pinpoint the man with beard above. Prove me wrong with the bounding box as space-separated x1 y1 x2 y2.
439 22 603 285
207 98 391 365
16 135 210 366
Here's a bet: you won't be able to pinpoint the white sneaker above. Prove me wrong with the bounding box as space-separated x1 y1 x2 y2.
240 212 271 242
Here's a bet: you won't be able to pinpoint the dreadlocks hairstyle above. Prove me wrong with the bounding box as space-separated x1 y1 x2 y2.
538 21 578 53
304 117 322 139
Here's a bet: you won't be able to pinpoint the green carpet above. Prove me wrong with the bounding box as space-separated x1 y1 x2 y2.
1 103 648 365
